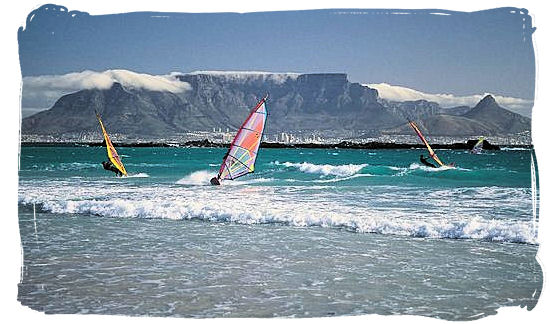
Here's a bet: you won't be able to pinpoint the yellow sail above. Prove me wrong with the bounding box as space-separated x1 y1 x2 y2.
96 113 127 176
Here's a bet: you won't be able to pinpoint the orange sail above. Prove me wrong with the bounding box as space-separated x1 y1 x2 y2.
217 95 268 181
408 120 445 167
96 113 128 176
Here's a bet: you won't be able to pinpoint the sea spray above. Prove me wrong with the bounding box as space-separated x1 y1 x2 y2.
18 182 537 244
176 170 217 186
272 161 367 177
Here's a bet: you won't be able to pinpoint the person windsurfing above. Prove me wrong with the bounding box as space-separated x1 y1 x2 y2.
210 175 221 185
102 160 123 177
419 154 437 168
210 95 269 185
209 150 229 185
98 139 121 176
408 120 454 168
96 112 128 177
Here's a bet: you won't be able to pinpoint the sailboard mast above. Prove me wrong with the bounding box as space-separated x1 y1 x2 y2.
96 113 128 176
213 95 268 183
408 120 445 167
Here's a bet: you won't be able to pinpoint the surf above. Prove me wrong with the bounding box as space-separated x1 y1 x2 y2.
18 179 537 244
18 193 536 244
272 161 367 177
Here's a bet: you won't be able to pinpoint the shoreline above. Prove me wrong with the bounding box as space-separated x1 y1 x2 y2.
19 139 530 150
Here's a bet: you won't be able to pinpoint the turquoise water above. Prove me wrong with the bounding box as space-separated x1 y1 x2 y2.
17 146 541 319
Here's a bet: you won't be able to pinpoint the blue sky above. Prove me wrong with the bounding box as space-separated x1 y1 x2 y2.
18 5 535 106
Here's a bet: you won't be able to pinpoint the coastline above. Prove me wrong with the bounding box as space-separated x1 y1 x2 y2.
18 139 525 150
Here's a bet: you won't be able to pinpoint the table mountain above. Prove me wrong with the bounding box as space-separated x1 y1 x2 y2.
21 72 530 138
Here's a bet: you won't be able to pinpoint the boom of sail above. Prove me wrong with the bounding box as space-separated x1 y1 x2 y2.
408 120 446 167
212 95 268 184
96 113 128 176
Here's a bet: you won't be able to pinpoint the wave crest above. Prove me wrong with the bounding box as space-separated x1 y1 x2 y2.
21 197 536 244
273 161 367 177
176 170 217 186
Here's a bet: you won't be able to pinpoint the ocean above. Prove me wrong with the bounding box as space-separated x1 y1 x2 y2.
17 145 542 319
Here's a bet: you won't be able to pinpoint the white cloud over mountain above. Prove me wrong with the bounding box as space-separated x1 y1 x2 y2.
21 70 191 117
366 83 533 116
187 70 301 84
20 70 534 118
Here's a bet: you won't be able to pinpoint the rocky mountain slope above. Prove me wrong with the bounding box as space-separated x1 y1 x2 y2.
21 73 530 137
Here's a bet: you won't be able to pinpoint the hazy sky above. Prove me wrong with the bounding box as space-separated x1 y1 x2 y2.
18 5 535 100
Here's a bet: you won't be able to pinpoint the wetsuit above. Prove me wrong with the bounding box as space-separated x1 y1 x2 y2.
210 150 230 185
420 155 437 168
102 161 122 177
210 176 221 185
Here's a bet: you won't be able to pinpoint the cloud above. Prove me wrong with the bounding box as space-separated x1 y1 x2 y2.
366 83 533 116
188 70 301 84
21 69 191 116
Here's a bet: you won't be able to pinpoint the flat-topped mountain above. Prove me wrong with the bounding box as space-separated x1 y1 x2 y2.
21 73 530 138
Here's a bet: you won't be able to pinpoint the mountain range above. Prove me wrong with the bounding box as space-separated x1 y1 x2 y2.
21 72 531 138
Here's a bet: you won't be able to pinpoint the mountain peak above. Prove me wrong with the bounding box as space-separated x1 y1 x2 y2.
479 94 496 105
462 93 531 134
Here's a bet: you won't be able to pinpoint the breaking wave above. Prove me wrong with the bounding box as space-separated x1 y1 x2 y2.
273 161 367 177
18 181 537 244
176 170 273 186
19 194 536 244
126 173 149 178
176 170 217 186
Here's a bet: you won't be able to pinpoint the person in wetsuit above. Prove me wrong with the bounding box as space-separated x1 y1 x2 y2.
210 175 221 185
102 160 123 177
210 150 231 185
419 154 437 168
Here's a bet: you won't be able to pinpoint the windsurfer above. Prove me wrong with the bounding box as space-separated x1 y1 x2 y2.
210 150 229 185
420 155 437 168
210 95 268 185
210 175 221 186
102 160 123 177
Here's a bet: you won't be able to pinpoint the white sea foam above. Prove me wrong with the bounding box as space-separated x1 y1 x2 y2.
273 161 367 177
32 162 100 171
18 180 537 244
176 170 217 186
224 178 274 186
175 170 271 186
388 166 404 171
20 192 536 244
126 173 149 178
313 174 374 183
408 163 469 172
501 147 531 151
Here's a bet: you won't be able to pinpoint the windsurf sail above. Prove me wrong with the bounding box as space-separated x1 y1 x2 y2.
215 95 268 182
408 120 445 167
96 113 128 176
471 136 484 154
